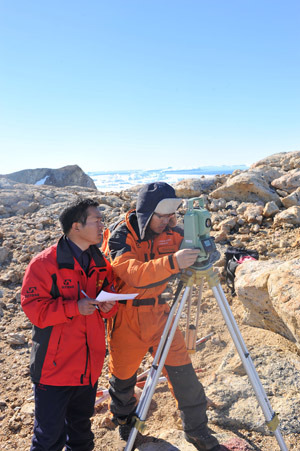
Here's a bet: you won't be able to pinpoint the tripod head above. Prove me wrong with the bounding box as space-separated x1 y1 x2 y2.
180 197 220 270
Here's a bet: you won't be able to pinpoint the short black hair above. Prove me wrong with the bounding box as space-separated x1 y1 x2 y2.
59 198 99 234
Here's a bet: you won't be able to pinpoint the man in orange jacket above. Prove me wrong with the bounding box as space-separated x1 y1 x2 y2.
104 182 220 451
21 198 118 451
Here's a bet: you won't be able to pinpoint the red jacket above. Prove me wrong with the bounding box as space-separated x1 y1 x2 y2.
21 236 118 386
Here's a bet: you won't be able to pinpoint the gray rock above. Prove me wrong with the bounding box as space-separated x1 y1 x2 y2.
2 165 97 189
6 333 26 345
0 247 10 265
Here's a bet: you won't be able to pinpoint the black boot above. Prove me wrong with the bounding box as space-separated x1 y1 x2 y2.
184 430 221 451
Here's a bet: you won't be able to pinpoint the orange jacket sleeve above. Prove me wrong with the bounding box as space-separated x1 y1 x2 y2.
111 233 181 290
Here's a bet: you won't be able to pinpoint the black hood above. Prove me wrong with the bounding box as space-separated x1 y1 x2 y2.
136 182 181 239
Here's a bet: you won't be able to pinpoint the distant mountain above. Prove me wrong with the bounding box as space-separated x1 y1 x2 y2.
3 165 97 189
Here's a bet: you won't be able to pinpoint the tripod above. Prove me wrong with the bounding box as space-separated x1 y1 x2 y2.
124 264 288 451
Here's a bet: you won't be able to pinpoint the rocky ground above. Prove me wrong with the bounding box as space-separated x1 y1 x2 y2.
0 151 300 450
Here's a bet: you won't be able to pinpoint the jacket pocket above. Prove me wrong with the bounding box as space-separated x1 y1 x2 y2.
157 245 177 254
47 324 63 366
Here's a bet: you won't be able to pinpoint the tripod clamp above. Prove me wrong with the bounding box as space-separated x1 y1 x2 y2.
267 412 280 432
131 415 146 434
181 266 219 287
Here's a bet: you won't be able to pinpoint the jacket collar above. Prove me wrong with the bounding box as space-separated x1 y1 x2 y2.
56 235 107 269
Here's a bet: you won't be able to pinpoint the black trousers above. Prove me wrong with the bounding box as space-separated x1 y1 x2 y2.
31 383 98 451
109 363 208 434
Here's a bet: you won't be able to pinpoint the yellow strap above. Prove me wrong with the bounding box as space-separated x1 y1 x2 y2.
132 416 146 433
266 413 279 432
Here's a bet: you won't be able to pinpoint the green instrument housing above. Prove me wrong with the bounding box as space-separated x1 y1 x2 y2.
181 197 219 269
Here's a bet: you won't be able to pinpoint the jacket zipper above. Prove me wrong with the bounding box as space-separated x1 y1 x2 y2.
53 333 62 367
77 281 81 300
80 338 89 384
150 239 155 260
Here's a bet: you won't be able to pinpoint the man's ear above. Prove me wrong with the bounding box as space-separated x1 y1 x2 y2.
169 216 177 228
71 222 81 232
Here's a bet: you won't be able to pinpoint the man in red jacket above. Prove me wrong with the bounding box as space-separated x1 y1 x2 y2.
21 198 118 451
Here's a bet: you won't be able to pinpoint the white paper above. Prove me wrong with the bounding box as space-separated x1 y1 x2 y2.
95 291 139 303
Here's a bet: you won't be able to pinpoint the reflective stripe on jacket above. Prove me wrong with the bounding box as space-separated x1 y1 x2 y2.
21 236 118 386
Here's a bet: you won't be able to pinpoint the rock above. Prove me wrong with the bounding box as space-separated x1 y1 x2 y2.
209 198 227 212
20 402 35 416
0 246 10 265
212 229 229 243
251 150 300 171
271 168 300 194
14 201 39 215
2 165 97 189
174 177 217 198
243 205 264 224
273 206 300 227
235 259 300 346
0 400 7 410
214 217 237 232
210 171 281 205
6 333 27 345
8 416 22 431
0 269 23 284
281 187 300 208
263 201 280 218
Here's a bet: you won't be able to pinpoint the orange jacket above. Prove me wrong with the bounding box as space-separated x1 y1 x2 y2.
103 210 183 303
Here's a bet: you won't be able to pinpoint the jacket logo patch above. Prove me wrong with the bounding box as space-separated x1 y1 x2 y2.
158 239 172 245
25 286 39 297
62 279 75 289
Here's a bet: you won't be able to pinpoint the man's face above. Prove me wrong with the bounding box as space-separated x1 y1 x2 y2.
75 206 104 247
149 212 176 235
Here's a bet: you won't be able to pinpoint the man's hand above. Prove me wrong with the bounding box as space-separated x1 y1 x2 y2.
174 249 200 269
99 301 115 313
78 298 98 316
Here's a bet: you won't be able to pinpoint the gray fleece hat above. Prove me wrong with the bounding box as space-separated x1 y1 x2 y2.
136 182 182 239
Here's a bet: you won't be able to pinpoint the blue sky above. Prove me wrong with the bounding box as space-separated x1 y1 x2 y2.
0 1 299 174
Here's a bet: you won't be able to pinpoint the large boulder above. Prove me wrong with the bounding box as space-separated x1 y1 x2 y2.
173 177 217 198
281 187 300 208
271 168 300 194
211 151 300 205
210 170 282 205
273 206 300 227
250 150 300 170
235 258 300 347
2 165 97 189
